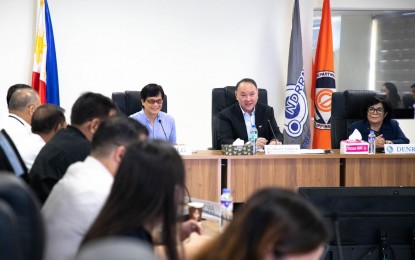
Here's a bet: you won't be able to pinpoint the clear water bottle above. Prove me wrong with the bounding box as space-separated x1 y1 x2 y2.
249 124 258 154
220 188 233 232
368 130 376 154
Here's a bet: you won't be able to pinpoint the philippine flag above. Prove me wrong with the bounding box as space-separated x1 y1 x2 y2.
32 0 60 105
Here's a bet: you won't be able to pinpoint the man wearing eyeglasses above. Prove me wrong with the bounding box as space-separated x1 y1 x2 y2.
347 96 409 148
129 83 177 144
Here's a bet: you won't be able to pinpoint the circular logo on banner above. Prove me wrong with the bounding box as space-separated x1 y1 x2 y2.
284 82 308 138
316 89 333 112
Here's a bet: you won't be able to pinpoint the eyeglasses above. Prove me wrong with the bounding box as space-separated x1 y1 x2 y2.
146 99 163 105
368 107 384 114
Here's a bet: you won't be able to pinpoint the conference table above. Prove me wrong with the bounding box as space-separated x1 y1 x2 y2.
182 150 415 203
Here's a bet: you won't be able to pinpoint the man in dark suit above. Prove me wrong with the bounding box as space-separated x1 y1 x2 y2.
218 78 283 149
30 92 117 203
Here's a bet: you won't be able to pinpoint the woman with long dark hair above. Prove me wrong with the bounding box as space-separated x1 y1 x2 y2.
192 188 330 260
382 82 403 109
81 140 200 260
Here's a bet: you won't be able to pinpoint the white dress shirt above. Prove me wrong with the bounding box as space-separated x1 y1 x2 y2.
2 113 44 170
42 156 114 260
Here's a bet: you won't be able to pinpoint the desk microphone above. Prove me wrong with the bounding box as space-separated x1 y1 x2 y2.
268 119 278 141
159 119 168 141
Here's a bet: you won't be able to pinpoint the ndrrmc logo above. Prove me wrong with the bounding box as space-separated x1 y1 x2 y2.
284 78 308 138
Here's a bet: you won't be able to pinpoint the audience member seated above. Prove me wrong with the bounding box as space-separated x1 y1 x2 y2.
29 92 117 203
408 83 415 111
218 78 283 149
192 188 330 260
348 96 409 147
81 140 201 260
3 85 42 170
42 117 148 260
6 83 32 107
381 82 403 109
31 104 67 143
129 84 176 144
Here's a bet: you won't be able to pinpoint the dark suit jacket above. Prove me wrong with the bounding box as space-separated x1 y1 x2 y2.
348 119 410 144
29 126 91 203
218 102 283 146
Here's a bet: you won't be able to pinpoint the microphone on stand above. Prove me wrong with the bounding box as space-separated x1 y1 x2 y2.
159 119 168 141
268 119 278 141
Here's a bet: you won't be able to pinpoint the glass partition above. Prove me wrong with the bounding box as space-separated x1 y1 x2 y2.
313 10 415 101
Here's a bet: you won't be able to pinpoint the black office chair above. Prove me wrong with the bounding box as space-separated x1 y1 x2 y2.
0 173 44 260
211 86 268 150
331 90 414 149
330 90 379 149
402 92 414 109
111 91 168 116
0 200 20 259
0 129 29 183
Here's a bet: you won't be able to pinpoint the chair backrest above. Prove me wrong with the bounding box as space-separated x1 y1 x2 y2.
111 91 168 116
402 92 414 109
0 173 44 260
329 90 415 148
0 200 20 260
211 86 268 150
330 92 346 149
0 129 29 183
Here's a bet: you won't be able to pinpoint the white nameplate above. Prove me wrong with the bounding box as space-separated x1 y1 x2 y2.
174 145 192 155
264 144 301 154
384 144 415 154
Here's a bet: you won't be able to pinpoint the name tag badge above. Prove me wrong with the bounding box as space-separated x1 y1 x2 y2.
174 145 192 155
384 144 415 154
264 145 301 155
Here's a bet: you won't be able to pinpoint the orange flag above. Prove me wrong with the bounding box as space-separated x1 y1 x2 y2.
311 0 336 149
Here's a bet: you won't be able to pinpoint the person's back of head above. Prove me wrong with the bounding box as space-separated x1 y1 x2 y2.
7 84 32 108
82 140 185 260
31 104 66 142
8 88 41 125
70 92 117 141
71 92 117 126
194 188 330 260
91 116 149 158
